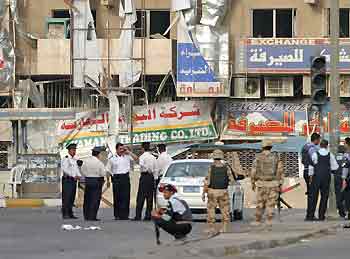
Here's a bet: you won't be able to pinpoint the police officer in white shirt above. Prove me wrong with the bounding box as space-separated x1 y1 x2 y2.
61 143 82 219
133 142 157 221
307 139 339 221
81 146 108 221
155 144 173 185
106 143 138 220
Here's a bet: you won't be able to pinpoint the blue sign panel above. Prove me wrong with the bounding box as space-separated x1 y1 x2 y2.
177 43 218 82
239 38 350 73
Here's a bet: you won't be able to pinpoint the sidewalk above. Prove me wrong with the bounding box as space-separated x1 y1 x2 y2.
0 198 61 208
136 210 345 259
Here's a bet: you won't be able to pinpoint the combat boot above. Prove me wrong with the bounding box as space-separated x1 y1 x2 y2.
204 223 217 235
250 221 262 227
220 222 229 233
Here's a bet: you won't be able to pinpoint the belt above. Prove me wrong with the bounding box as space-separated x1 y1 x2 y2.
141 171 152 175
112 172 129 177
63 174 76 180
175 221 192 224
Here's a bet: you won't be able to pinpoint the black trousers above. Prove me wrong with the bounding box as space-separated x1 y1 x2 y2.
344 186 350 214
112 173 131 220
307 175 331 220
304 170 310 195
83 177 104 220
62 176 77 217
155 218 192 239
334 175 346 216
135 173 154 220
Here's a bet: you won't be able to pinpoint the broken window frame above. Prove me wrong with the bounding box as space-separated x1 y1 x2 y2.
251 8 296 38
135 9 171 39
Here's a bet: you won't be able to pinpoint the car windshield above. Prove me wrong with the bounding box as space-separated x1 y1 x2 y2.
165 162 211 178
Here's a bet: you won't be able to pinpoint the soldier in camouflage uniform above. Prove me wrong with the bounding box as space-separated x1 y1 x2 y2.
251 140 284 226
202 149 235 234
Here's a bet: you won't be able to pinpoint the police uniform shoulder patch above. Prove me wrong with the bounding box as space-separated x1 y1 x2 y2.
65 155 68 158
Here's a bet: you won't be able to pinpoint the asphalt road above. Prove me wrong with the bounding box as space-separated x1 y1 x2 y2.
0 208 214 259
4 207 350 259
240 226 350 259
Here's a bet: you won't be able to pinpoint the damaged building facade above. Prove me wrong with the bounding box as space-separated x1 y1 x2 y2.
1 0 350 181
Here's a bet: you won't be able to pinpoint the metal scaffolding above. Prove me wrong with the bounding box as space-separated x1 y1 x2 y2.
70 0 149 146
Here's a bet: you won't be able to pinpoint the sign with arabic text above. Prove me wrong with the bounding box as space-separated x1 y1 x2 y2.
176 14 229 97
238 38 350 73
57 101 217 148
220 101 350 139
127 100 217 143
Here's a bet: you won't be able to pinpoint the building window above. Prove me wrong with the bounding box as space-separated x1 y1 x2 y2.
135 10 170 39
52 9 70 18
252 9 296 38
0 142 9 170
150 11 170 38
326 8 350 38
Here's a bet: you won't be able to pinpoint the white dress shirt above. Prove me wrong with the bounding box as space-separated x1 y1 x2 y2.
81 156 107 177
106 154 133 175
61 155 81 177
155 152 173 177
139 152 156 176
308 148 339 176
168 195 186 214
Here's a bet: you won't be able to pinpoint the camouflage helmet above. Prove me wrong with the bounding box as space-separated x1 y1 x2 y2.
212 149 224 160
262 140 273 148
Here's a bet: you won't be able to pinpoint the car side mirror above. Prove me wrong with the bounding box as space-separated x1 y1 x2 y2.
235 174 245 181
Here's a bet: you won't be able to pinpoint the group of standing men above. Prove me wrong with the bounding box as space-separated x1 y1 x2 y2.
60 142 172 221
302 133 350 221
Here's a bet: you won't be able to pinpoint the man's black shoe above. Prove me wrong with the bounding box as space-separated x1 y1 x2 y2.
70 215 78 219
339 212 346 218
131 217 141 221
318 217 326 221
62 215 71 220
143 218 151 222
86 218 100 221
304 217 316 221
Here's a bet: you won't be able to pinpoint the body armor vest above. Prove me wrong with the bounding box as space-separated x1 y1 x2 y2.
208 165 229 189
256 152 279 181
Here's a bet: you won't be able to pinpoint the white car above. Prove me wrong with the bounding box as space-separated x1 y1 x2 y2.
156 159 244 221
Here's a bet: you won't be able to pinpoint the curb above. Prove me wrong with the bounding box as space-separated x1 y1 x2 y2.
0 199 61 208
197 223 340 257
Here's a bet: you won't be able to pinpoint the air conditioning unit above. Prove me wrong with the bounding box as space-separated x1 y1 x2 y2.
326 76 350 97
265 77 294 97
101 0 114 7
233 78 261 98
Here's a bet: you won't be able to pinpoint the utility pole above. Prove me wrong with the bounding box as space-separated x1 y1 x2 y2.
329 0 340 217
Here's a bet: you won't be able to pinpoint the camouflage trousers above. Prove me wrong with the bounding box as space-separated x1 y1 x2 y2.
256 186 279 222
207 189 230 231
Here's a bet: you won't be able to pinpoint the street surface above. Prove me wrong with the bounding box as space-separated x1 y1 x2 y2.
0 208 209 259
1 207 349 259
240 228 350 259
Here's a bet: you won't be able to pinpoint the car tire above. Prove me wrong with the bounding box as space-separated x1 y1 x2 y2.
233 210 243 221
230 212 234 222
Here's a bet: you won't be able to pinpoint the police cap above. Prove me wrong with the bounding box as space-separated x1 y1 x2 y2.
66 143 77 150
159 184 177 193
92 146 106 153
